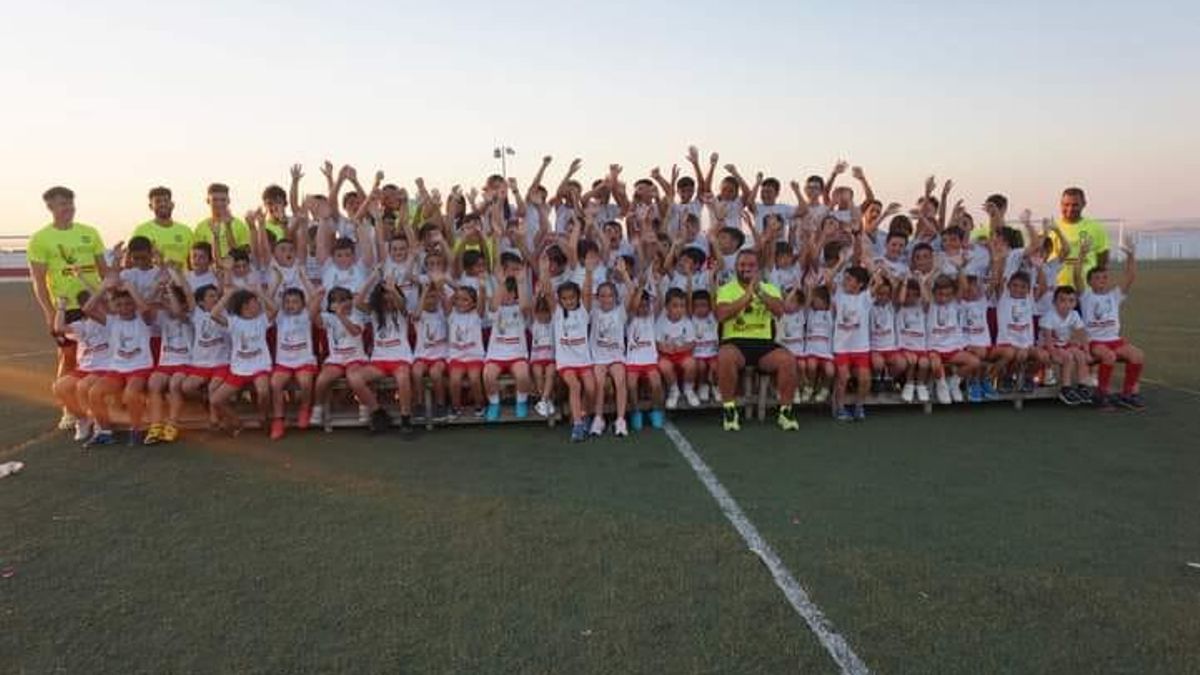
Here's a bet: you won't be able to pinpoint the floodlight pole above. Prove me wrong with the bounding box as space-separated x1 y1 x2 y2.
493 144 515 181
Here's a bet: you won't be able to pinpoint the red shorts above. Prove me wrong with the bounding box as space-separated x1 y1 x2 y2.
556 365 592 378
834 351 871 369
626 363 657 376
448 359 483 371
412 358 446 370
272 363 318 377
223 370 270 389
931 350 963 362
186 365 229 382
871 349 901 362
485 358 526 374
370 359 412 374
993 342 1031 351
806 354 833 363
530 358 554 367
104 368 154 386
660 351 694 366
695 355 717 365
154 364 189 377
68 368 108 380
322 360 366 373
150 337 162 366
1089 339 1125 352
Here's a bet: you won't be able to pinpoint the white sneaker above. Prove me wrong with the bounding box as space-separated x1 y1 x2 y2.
535 399 552 418
0 461 24 479
799 386 814 403
73 418 93 442
358 405 370 423
916 384 930 403
697 384 711 402
684 387 701 407
901 382 915 403
935 378 952 404
1083 372 1098 388
58 410 77 431
1044 368 1058 386
613 418 629 437
713 389 723 403
589 415 606 436
814 387 829 404
309 405 325 426
666 386 681 410
793 388 803 404
948 375 964 403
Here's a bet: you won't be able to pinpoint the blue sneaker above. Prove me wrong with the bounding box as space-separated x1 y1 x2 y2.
980 379 999 400
852 404 866 421
967 380 983 403
629 410 644 432
648 409 665 429
514 400 528 419
83 430 114 448
485 402 501 422
835 407 854 422
570 422 588 442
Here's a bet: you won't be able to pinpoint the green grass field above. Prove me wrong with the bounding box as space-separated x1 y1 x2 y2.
3 263 1199 674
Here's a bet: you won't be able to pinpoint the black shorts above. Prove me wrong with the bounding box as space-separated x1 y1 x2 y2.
721 338 779 368
52 309 85 348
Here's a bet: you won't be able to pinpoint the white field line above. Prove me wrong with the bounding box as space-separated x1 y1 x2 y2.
1141 377 1200 398
0 348 56 361
662 422 870 675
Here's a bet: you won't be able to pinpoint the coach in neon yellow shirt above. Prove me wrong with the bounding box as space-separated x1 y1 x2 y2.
1048 187 1109 285
132 186 192 266
28 187 107 319
193 183 251 258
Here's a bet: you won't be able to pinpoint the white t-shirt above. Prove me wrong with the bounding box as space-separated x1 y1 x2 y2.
590 305 626 365
959 297 991 348
275 311 317 368
370 312 413 363
66 319 111 372
553 306 592 367
186 269 218 291
995 292 1035 348
715 197 745 231
1079 288 1123 342
666 201 703 239
487 304 528 361
833 290 872 354
804 308 833 359
108 315 154 373
768 264 803 293
655 314 695 352
754 202 796 234
228 314 272 376
119 267 163 301
321 312 367 365
1041 308 1085 347
383 258 421 313
448 310 485 362
667 270 709 293
896 305 928 352
693 314 719 359
157 313 193 367
869 302 897 352
414 310 448 360
321 260 367 300
777 309 807 357
625 314 657 367
926 301 964 353
530 319 554 363
1034 261 1063 316
190 308 230 368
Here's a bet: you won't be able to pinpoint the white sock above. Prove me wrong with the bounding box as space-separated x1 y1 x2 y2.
516 392 528 403
488 394 500 404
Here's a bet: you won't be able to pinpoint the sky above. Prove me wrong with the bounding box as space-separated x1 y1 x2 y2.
2 0 1198 244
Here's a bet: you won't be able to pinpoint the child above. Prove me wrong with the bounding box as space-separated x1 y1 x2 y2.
777 286 807 402
52 287 110 442
657 288 699 408
588 273 629 436
83 279 154 446
990 250 1048 394
958 275 996 400
269 277 323 439
895 278 930 403
144 271 193 445
691 289 719 402
832 266 874 421
180 284 230 428
625 279 665 430
1038 286 1090 405
802 277 834 404
1075 238 1145 410
924 273 982 404
545 252 596 442
530 296 556 418
312 287 367 426
446 282 487 418
210 285 275 434
351 269 415 433
868 271 906 394
412 276 450 421
483 266 533 422
186 241 219 290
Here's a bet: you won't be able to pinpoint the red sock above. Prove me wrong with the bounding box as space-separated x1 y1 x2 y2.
1122 362 1143 395
1097 363 1114 395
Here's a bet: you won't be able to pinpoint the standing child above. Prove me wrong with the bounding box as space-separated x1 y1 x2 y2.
210 285 275 434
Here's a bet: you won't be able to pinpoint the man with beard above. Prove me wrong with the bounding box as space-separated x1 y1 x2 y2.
1049 187 1110 285
133 186 192 266
715 249 800 431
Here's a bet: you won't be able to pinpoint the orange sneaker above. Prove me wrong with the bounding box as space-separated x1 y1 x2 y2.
269 418 285 441
296 406 311 430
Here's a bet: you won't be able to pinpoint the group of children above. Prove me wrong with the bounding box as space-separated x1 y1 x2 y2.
48 152 1147 445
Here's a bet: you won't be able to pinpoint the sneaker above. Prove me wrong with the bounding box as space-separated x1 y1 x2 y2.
648 409 666 429
143 424 163 446
473 407 486 419
485 402 501 422
1044 368 1058 386
697 384 711 402
777 406 800 431
935 379 952 405
980 379 1000 400
535 399 552 418
853 404 867 421
309 405 325 426
793 388 803 404
570 422 588 442
1018 377 1036 394
297 406 312 430
514 400 529 419
1082 372 1099 388
629 410 644 431
813 387 830 404
713 389 723 403
901 382 915 403
721 404 740 432
73 418 93 442
270 418 286 440
1117 393 1146 411
1073 385 1095 404
1058 387 1081 406
127 429 144 447
161 423 179 443
835 406 854 422
1096 394 1118 412
684 387 701 407
369 408 391 433
799 386 814 404
613 418 629 437
666 386 681 410
83 430 115 448
358 405 371 424
399 416 414 434
589 415 606 437
58 410 77 431
948 375 964 403
916 384 930 403
997 377 1015 395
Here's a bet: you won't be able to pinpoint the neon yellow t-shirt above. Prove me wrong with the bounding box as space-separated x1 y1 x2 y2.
132 220 192 266
716 280 781 340
27 222 106 309
263 218 287 243
193 217 251 258
1049 217 1109 285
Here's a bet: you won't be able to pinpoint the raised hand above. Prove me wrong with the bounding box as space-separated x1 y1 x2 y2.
924 175 937 195
851 166 865 180
320 161 334 181
833 160 848 175
541 155 553 166
290 164 304 181
686 146 700 164
1120 235 1135 257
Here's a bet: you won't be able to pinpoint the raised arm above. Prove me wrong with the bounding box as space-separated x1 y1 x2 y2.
937 179 953 232
1119 237 1136 294
824 160 848 206
851 166 876 207
289 164 304 215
